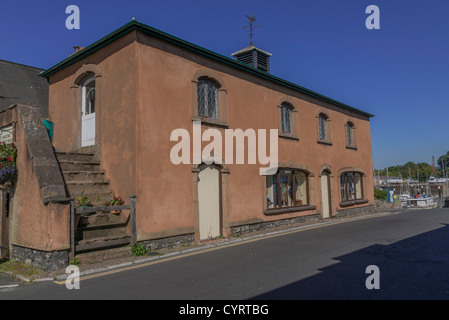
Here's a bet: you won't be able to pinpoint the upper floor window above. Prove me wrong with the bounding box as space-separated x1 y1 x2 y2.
340 172 363 201
266 169 309 209
280 103 293 134
197 78 219 119
318 113 329 142
346 121 356 148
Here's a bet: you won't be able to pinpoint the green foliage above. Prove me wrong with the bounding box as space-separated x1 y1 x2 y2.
109 195 124 206
438 151 449 170
376 159 446 182
75 190 92 206
374 188 387 201
130 242 148 257
0 142 17 184
70 257 81 265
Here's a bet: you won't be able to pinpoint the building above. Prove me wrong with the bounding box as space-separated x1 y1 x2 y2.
0 59 48 115
0 60 50 261
1 20 375 270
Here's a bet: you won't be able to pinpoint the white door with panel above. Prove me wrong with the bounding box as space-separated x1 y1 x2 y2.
321 172 331 218
81 77 96 147
198 164 221 240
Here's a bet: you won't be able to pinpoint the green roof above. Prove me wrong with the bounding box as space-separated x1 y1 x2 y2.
40 19 374 118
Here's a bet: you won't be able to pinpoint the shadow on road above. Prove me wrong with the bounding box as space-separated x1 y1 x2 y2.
251 222 449 300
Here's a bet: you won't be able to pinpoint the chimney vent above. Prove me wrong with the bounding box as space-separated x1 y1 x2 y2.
73 46 84 53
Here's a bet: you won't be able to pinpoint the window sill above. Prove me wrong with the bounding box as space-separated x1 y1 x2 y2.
339 199 368 207
192 117 228 129
264 205 316 215
317 140 332 146
346 145 358 150
279 133 299 141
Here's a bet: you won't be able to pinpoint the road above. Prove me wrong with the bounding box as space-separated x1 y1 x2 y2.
2 208 449 301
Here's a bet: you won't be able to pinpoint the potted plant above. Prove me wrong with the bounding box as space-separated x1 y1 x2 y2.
108 195 124 214
75 190 93 216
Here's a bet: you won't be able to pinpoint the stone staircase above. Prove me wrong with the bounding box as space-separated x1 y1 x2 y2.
56 151 113 204
55 151 131 255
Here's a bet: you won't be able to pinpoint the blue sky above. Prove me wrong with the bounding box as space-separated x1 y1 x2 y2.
1 0 448 170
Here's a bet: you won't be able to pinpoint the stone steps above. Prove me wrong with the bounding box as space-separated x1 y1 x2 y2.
75 245 132 264
55 151 96 162
65 182 111 198
55 151 112 201
75 234 131 254
58 160 102 172
63 171 106 183
76 212 128 240
55 151 130 256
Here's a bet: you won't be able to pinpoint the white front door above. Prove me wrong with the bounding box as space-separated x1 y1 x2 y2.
321 172 330 218
198 164 221 240
81 77 96 147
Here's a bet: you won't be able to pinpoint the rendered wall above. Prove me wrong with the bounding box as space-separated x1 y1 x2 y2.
0 105 70 271
47 30 374 244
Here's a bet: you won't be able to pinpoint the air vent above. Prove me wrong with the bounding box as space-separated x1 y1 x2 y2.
232 46 272 73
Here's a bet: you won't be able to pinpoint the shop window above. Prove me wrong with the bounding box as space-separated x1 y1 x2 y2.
266 169 309 209
340 172 363 201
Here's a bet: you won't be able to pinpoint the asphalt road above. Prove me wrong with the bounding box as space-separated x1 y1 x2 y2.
2 208 449 301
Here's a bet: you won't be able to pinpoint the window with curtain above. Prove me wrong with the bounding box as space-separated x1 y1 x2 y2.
266 169 309 209
340 172 363 201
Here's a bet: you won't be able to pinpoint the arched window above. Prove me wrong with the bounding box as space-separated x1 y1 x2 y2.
266 169 309 209
81 76 96 115
346 121 356 148
280 103 293 134
197 77 219 119
318 113 329 142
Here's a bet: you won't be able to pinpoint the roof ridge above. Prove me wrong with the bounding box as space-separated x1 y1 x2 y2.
0 59 45 71
39 19 374 118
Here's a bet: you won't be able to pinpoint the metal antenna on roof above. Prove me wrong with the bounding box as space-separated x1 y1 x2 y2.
242 14 260 46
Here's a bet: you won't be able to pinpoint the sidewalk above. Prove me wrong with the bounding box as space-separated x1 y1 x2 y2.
0 208 403 283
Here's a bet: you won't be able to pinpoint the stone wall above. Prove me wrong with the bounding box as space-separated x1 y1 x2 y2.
230 214 322 236
336 204 376 218
143 233 195 251
11 244 68 272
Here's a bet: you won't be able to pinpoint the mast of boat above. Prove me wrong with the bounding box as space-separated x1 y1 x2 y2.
417 165 419 194
387 168 389 188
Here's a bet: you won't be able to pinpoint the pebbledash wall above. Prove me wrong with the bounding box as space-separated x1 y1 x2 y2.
41 20 375 247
